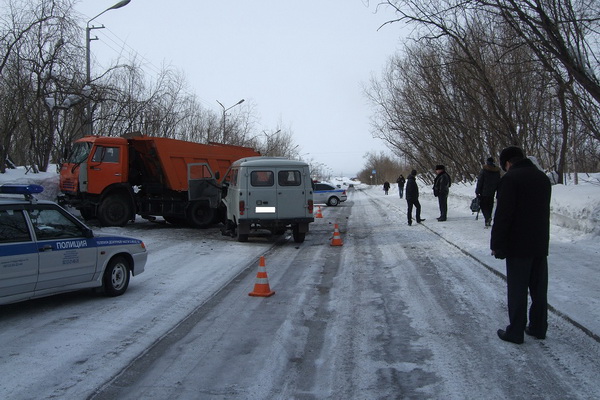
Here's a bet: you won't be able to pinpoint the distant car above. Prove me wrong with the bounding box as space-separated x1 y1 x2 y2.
0 184 147 306
313 182 347 206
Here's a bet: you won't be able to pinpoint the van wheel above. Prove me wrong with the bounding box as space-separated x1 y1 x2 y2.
327 196 340 206
293 226 306 243
102 256 130 296
98 195 132 226
187 202 215 228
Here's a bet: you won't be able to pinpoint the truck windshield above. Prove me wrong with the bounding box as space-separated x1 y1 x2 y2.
68 142 93 164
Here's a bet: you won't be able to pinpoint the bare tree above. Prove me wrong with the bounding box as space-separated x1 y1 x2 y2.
372 0 600 181
379 0 600 103
357 152 404 185
0 0 81 172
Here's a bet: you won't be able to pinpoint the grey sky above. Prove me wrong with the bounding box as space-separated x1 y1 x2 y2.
77 0 405 176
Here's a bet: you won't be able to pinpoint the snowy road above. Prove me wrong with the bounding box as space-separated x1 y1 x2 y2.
1 188 599 399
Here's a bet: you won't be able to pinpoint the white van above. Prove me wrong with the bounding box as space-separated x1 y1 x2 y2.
221 157 314 242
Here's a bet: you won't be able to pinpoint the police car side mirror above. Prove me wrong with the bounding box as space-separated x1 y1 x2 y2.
83 227 94 238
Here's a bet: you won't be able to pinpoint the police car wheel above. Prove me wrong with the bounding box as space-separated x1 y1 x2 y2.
327 197 340 207
103 256 130 296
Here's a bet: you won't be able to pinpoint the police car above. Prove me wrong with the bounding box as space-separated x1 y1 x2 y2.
0 184 147 305
313 182 347 206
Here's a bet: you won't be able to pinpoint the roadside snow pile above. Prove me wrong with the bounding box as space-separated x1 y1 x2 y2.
0 166 60 201
550 177 600 235
443 173 600 237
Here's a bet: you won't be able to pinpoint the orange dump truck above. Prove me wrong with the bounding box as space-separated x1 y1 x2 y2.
58 135 260 227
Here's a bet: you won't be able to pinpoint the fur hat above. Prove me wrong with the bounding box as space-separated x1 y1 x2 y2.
486 157 494 165
435 165 445 171
499 146 524 171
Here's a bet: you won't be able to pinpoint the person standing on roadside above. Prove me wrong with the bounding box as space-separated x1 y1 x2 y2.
396 174 406 198
383 181 390 195
476 157 501 227
433 165 451 221
405 170 425 226
492 146 551 345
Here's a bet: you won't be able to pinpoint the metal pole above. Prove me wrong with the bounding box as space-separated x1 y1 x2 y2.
216 99 244 142
85 0 131 136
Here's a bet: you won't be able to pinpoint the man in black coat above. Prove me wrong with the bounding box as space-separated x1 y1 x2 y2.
491 146 551 344
433 165 451 221
405 170 424 226
476 157 501 227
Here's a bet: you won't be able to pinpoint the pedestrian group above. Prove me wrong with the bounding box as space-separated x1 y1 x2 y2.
393 146 551 345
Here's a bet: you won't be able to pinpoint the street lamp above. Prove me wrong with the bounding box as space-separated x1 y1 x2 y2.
84 0 131 135
216 99 245 142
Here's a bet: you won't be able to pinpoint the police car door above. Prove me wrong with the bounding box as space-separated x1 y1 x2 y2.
26 205 97 291
0 208 38 302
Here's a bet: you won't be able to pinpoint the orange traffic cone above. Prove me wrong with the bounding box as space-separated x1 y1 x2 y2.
330 223 343 246
249 256 275 297
315 205 323 218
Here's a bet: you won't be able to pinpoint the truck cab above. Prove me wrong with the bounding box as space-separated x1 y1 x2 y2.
222 157 314 242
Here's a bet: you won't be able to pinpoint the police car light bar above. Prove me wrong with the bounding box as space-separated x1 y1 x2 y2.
0 184 44 195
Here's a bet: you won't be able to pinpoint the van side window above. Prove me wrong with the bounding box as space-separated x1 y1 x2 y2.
278 170 301 186
251 171 274 187
0 209 31 243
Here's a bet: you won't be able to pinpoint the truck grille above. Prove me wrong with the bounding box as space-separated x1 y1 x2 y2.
61 179 77 192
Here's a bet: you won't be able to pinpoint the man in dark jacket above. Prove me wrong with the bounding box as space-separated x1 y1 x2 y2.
491 146 551 344
405 170 424 226
433 165 451 221
396 174 406 198
476 157 501 227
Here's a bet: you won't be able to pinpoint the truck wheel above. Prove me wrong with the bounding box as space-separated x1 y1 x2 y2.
327 196 340 207
98 195 132 226
293 225 306 243
164 216 186 225
102 256 130 296
187 202 215 228
79 207 96 221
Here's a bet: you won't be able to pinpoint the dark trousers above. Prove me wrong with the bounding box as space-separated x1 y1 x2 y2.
479 196 494 222
504 256 549 340
407 199 421 223
438 194 448 219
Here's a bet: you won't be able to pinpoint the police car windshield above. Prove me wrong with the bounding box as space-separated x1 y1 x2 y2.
68 142 93 164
